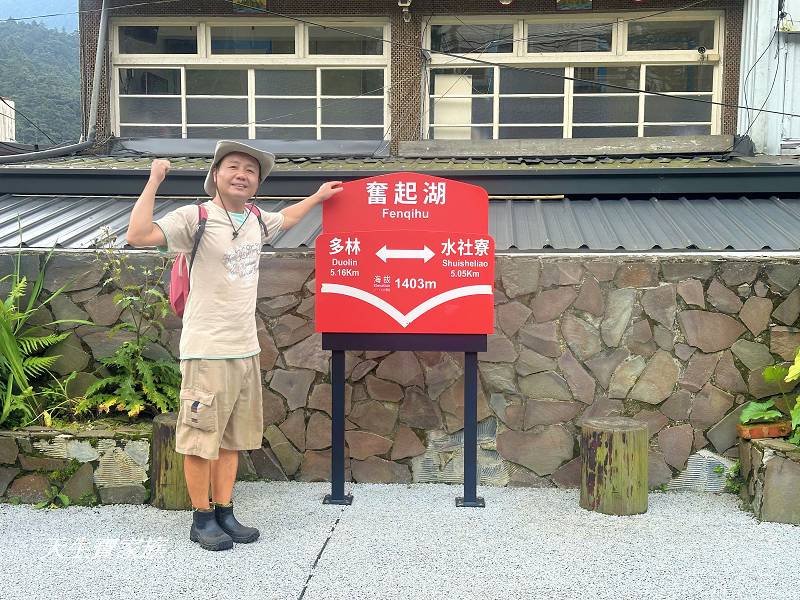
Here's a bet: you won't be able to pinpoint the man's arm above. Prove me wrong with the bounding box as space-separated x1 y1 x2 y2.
127 160 171 247
279 181 343 230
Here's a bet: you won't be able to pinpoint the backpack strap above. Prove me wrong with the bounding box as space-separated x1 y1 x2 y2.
188 204 208 275
246 202 270 239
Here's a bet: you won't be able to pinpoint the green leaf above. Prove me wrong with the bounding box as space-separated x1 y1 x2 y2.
790 398 800 430
740 400 784 424
763 365 790 385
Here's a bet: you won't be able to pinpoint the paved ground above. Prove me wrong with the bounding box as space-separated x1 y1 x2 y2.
2 482 797 600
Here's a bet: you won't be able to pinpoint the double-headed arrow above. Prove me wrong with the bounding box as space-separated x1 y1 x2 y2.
376 245 435 263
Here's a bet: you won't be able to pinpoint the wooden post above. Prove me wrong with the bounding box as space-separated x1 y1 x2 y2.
580 417 648 516
150 412 192 511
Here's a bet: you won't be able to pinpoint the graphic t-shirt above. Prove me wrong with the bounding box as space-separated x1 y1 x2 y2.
155 200 284 359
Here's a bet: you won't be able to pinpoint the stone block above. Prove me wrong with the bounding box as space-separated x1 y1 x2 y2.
478 334 518 363
678 310 746 353
760 455 800 524
739 297 772 336
614 263 658 288
498 257 540 298
515 348 556 377
641 284 677 326
690 383 734 430
532 286 577 322
263 426 302 476
558 350 595 404
305 412 332 450
707 279 742 314
0 438 19 464
518 321 561 357
0 466 20 496
731 340 773 371
608 356 646 399
44 255 104 292
601 288 636 348
376 352 424 387
562 314 602 360
573 276 604 316
284 333 329 373
770 326 800 361
391 427 425 461
628 351 679 404
270 369 316 411
551 456 582 488
772 288 800 325
99 484 147 505
354 399 401 434
351 456 411 484
677 278 705 308
279 410 307 452
523 400 582 427
658 424 693 470
585 348 629 390
519 371 572 401
6 473 50 503
679 351 721 393
250 447 288 481
257 257 314 297
497 301 532 337
497 425 574 476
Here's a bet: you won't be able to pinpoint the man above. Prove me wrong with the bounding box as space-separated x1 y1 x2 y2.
127 140 342 551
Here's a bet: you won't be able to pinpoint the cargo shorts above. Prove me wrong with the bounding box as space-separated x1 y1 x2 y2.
175 356 263 460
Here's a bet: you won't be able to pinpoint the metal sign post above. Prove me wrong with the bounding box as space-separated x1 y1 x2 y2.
316 173 494 508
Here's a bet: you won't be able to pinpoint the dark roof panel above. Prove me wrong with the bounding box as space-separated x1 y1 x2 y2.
3 194 800 252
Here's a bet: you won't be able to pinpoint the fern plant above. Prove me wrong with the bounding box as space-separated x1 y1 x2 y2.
0 246 89 427
78 228 180 418
77 340 180 418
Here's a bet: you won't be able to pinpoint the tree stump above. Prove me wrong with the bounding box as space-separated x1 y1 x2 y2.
579 417 648 516
150 412 192 511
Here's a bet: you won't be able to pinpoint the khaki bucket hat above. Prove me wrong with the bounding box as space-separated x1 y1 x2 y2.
204 140 276 197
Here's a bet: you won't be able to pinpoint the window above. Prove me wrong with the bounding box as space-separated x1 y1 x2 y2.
430 24 514 54
426 12 723 140
112 20 388 140
210 26 295 55
118 26 197 54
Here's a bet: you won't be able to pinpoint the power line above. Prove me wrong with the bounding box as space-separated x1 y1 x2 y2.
218 0 800 121
0 98 58 144
1 0 184 23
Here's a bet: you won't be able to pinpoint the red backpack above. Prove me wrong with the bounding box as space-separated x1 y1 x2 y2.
169 203 269 317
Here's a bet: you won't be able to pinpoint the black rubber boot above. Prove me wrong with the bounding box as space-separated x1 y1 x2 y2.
189 508 234 551
214 502 260 543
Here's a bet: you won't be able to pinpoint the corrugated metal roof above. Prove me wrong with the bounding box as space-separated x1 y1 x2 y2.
3 194 800 252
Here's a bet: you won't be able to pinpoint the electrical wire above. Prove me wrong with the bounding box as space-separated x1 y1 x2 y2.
1 0 184 23
214 0 800 121
0 98 58 144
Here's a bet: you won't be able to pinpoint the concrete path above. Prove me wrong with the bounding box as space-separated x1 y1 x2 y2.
1 482 797 600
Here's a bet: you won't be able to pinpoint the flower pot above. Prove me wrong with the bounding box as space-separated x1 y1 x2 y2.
736 421 793 440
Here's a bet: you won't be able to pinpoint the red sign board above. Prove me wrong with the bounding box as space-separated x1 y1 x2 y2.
316 173 494 335
321 172 488 234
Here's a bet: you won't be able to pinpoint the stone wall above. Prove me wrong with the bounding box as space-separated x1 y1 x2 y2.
3 251 800 491
739 438 800 524
0 424 151 505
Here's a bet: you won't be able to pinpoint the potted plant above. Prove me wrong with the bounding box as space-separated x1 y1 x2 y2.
738 358 800 444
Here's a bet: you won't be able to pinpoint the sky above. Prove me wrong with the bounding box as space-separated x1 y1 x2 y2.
0 0 78 32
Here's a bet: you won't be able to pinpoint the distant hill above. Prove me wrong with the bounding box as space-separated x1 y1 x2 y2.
0 20 80 144
0 0 78 32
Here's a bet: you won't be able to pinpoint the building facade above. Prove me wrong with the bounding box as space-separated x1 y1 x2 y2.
78 0 746 150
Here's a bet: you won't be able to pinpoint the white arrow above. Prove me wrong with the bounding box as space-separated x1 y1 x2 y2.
376 245 435 263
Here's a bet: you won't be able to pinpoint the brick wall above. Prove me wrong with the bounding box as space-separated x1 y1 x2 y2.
79 0 744 149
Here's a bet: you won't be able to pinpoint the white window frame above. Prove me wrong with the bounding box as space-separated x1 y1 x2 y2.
110 17 391 140
424 10 725 140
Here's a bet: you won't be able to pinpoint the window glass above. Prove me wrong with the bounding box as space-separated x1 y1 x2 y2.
256 99 316 125
256 127 317 140
211 26 295 54
628 20 715 51
429 98 492 125
119 125 182 138
573 97 638 123
644 125 711 136
431 24 513 54
187 99 248 124
500 98 564 124
320 70 384 96
321 127 384 140
644 95 712 123
430 126 493 140
119 69 181 95
322 99 384 125
572 126 639 138
119 26 197 54
186 70 248 95
308 26 383 55
255 70 316 96
573 66 639 94
528 23 612 53
645 65 714 92
499 67 565 95
187 127 249 138
118 97 181 124
499 126 562 139
431 69 493 95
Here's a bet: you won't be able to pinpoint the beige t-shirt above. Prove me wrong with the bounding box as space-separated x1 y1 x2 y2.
155 200 284 359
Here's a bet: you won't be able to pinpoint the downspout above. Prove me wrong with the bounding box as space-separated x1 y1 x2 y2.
0 0 109 164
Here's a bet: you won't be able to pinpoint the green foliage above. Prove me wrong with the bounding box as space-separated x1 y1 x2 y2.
34 484 71 510
77 340 180 418
739 399 784 425
0 20 79 144
724 461 742 494
0 243 89 428
78 228 180 418
47 458 81 486
780 348 800 446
